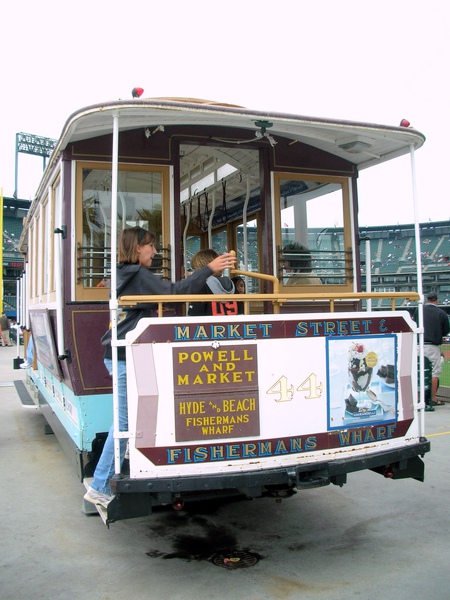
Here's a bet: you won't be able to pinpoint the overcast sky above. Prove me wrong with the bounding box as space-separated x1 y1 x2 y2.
1 0 448 226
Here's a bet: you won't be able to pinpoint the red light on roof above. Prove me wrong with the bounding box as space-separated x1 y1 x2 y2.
132 87 144 98
399 119 411 127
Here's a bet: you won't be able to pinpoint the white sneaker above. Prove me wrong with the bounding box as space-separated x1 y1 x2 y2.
83 486 114 508
20 361 32 369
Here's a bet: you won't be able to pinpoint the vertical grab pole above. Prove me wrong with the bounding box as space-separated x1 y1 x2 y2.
110 112 121 476
242 176 251 289
182 202 191 314
55 182 65 356
16 277 21 355
22 271 27 328
182 202 191 277
365 239 372 312
16 275 21 326
410 144 425 434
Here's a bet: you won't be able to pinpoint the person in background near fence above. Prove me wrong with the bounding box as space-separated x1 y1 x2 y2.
423 292 450 406
84 227 236 509
0 313 12 346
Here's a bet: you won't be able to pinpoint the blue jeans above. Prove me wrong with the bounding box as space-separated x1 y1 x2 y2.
26 337 34 363
91 358 128 494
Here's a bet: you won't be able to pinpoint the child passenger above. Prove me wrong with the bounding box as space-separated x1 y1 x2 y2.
231 276 245 294
188 249 243 316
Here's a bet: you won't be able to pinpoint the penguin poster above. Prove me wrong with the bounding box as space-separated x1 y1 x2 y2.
326 335 397 430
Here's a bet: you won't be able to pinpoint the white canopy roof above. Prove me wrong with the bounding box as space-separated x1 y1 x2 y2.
51 98 425 172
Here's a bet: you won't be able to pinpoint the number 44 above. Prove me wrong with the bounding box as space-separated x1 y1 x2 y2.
267 374 323 402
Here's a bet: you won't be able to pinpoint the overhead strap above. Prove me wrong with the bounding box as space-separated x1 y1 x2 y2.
220 179 228 223
196 194 202 230
203 190 209 230
188 198 194 231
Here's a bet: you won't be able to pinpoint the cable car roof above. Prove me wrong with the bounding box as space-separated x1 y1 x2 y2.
53 97 425 172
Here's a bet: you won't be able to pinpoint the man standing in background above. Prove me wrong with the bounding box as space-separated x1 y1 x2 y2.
423 292 450 406
0 312 12 346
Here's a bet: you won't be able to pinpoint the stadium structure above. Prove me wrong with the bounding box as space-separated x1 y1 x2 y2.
360 220 450 309
2 196 30 318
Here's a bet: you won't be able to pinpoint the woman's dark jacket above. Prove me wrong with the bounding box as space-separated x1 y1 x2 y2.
102 262 214 359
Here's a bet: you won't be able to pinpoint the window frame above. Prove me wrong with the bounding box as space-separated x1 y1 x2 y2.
74 161 171 302
273 172 354 291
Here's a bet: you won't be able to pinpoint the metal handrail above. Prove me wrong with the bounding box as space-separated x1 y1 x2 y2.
119 268 420 316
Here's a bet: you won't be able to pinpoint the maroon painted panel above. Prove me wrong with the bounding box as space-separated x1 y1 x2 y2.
139 419 413 466
134 315 413 345
65 306 112 395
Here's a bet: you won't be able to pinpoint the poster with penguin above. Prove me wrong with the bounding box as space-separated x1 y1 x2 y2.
326 334 397 430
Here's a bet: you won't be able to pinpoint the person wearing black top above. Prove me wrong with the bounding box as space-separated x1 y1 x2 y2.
423 292 450 406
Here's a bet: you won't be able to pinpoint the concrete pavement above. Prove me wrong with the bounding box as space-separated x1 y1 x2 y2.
1 343 450 600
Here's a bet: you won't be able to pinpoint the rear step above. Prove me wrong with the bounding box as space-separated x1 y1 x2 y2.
14 380 35 407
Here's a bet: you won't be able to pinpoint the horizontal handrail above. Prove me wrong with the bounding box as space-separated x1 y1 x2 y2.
230 268 280 293
119 282 420 317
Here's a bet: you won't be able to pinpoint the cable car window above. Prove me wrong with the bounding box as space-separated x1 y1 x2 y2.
236 219 259 293
211 230 228 254
275 174 352 288
77 164 165 290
